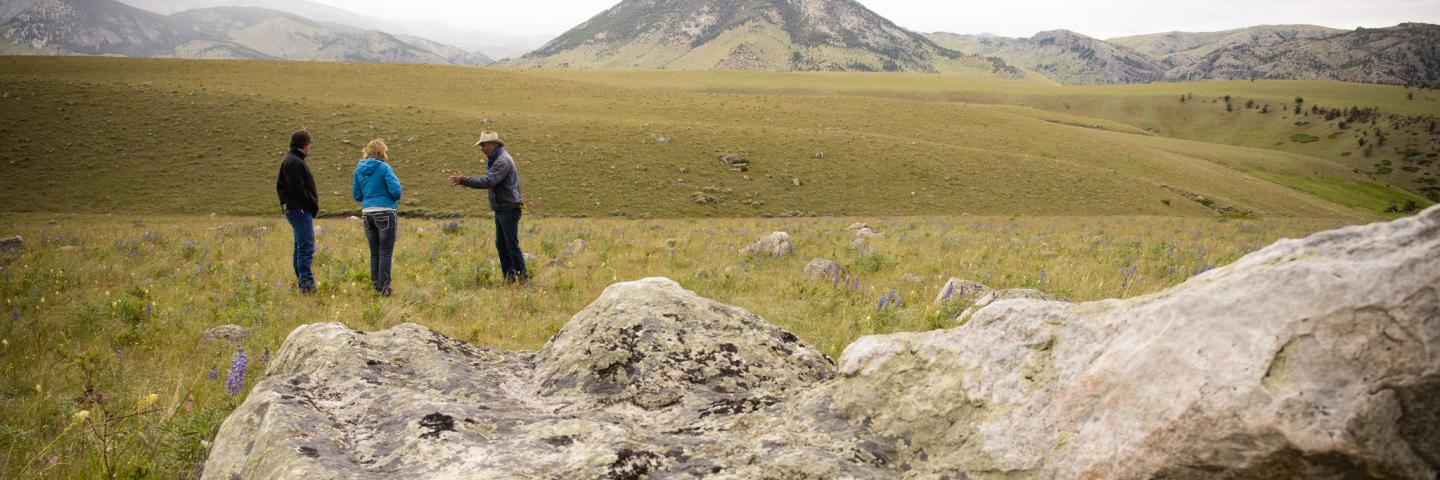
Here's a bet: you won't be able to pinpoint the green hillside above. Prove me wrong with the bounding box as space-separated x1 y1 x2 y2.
0 56 1431 219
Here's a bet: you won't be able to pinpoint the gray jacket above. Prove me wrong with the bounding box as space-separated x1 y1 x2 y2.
459 147 524 211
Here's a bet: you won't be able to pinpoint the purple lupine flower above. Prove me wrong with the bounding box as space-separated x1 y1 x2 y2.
893 292 902 308
940 282 954 301
833 274 841 288
876 295 887 311
261 348 270 363
9 309 17 322
1038 268 1047 284
886 289 896 306
208 367 218 380
144 302 154 316
225 346 248 395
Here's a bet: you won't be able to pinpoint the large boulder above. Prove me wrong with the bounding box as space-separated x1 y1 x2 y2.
955 287 1065 322
835 206 1440 478
204 207 1440 479
739 231 792 257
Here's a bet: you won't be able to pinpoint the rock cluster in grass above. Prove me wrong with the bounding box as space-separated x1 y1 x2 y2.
204 206 1440 479
803 258 844 280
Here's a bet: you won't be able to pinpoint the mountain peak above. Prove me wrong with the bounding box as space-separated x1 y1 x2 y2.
516 0 1022 76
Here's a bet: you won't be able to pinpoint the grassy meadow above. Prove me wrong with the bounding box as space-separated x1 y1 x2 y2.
0 55 1435 478
0 212 1355 478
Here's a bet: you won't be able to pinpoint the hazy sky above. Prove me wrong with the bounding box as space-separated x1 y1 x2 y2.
306 0 1440 38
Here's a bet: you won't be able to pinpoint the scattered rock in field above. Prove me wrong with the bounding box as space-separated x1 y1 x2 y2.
313 227 325 237
814 152 825 159
901 273 924 284
348 216 361 221
405 136 420 144
0 236 24 253
933 278 994 306
522 253 537 264
202 324 250 344
803 258 844 280
792 178 802 187
651 134 671 144
481 118 493 125
59 245 79 252
691 191 721 205
740 231 792 257
846 222 868 231
203 206 1440 479
850 227 878 249
718 154 749 172
955 288 1064 321
564 239 587 256
678 167 688 174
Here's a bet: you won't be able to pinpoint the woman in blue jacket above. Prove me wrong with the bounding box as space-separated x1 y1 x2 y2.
353 139 403 296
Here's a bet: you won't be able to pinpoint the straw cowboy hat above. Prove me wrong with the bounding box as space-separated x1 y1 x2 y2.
473 131 504 147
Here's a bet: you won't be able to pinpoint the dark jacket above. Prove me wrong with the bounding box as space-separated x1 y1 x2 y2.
276 148 319 215
460 146 524 211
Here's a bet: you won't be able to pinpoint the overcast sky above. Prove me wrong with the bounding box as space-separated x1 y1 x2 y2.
306 0 1440 39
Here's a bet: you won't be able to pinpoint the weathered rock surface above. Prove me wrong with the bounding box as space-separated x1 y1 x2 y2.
739 231 792 257
802 258 844 280
205 207 1440 479
564 239 587 256
0 235 23 253
201 324 250 343
956 287 1065 321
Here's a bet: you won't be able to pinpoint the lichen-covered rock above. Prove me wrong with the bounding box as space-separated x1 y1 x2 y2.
739 231 792 257
204 207 1440 480
933 277 994 305
834 205 1440 478
802 258 844 280
201 324 250 343
534 277 833 410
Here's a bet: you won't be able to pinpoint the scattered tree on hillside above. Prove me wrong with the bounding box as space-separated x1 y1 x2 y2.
1245 99 1255 109
1409 92 1415 100
1261 104 1270 114
1223 95 1232 103
1295 97 1304 106
1180 95 1186 103
1226 102 1233 112
1295 104 1303 115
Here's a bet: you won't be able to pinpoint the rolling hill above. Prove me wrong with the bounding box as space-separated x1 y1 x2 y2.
172 6 490 64
514 0 1023 76
0 56 1431 220
928 30 1165 84
931 24 1440 86
0 0 492 64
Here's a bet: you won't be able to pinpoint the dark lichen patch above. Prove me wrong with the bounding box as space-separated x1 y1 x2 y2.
607 448 664 480
541 435 577 447
418 413 456 439
297 446 319 458
699 396 781 418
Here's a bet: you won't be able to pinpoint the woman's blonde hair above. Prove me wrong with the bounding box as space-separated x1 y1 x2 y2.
361 139 388 161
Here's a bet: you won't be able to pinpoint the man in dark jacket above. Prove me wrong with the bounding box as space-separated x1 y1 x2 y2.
276 129 319 293
448 131 528 284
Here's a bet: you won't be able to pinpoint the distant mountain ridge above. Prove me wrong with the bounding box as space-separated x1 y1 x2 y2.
110 0 552 59
514 0 1024 76
930 24 1440 86
0 0 490 65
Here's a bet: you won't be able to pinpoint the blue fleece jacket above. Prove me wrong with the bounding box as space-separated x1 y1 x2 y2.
352 157 403 209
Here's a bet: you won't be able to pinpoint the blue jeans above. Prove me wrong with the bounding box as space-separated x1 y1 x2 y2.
363 211 398 295
284 209 316 292
494 209 527 283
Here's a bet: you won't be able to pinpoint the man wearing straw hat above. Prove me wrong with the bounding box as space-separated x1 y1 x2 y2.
449 131 528 284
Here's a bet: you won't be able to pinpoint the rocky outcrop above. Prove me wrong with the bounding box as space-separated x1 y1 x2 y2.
204 206 1440 479
739 231 792 257
955 287 1066 322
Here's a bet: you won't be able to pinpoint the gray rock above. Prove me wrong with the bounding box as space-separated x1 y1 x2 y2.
201 324 250 344
740 231 792 257
956 288 1063 322
846 222 869 231
836 205 1440 478
522 253 537 264
564 239 587 256
0 236 23 253
803 258 844 280
934 278 995 306
901 273 925 284
203 206 1440 479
